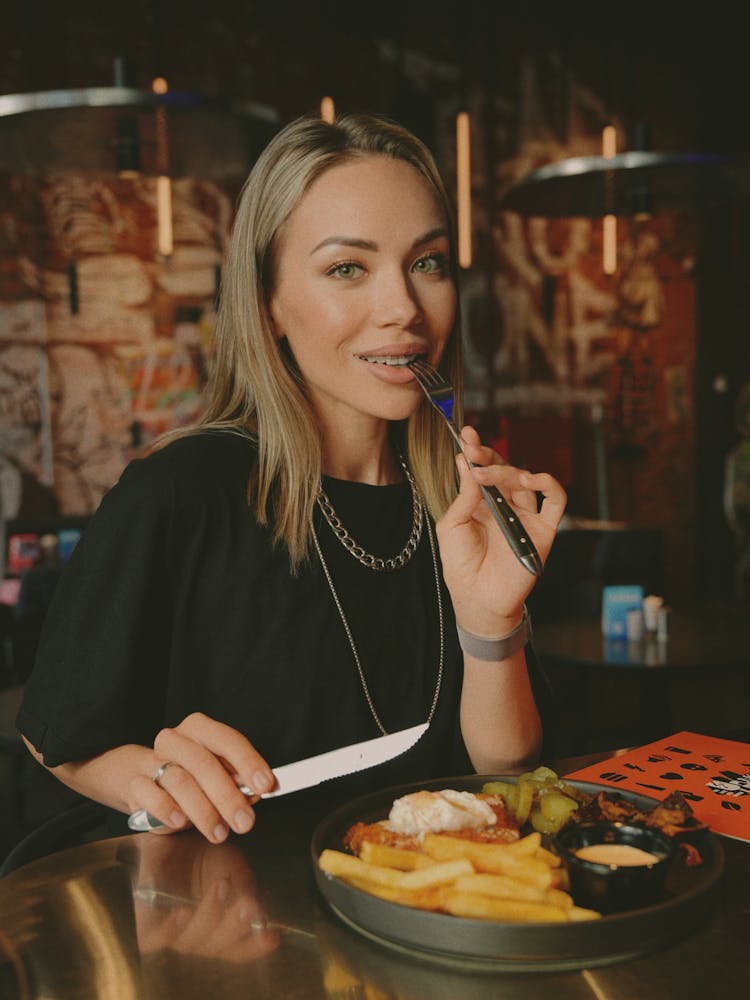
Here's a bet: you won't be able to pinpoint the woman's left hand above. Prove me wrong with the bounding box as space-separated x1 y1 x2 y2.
436 426 567 636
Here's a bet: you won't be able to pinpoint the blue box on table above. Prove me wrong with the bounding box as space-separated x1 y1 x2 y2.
601 585 644 638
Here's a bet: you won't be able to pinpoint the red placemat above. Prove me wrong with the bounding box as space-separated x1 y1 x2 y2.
566 731 750 842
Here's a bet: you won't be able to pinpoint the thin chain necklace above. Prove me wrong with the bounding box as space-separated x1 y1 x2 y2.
316 456 423 571
312 490 444 736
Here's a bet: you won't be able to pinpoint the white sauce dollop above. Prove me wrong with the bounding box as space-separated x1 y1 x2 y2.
387 789 497 838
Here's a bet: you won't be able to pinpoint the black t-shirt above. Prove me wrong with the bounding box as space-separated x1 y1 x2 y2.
17 431 472 799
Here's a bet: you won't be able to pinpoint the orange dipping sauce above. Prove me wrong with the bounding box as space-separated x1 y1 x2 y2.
575 844 661 867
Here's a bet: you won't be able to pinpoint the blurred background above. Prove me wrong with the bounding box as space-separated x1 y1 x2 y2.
1 3 750 830
2 2 749 613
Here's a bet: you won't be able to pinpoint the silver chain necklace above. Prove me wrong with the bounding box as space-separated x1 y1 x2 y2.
312 494 444 736
316 457 423 571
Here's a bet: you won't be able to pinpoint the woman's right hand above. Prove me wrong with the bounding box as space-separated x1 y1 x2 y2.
134 836 280 963
131 713 275 844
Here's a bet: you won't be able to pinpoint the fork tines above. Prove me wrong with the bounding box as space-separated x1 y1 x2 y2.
408 359 455 420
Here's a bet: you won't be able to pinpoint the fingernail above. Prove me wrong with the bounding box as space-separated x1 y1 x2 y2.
234 809 253 833
253 770 272 793
213 823 228 842
169 810 186 828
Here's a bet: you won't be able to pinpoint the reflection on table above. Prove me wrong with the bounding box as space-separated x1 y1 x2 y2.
533 606 750 753
0 751 749 999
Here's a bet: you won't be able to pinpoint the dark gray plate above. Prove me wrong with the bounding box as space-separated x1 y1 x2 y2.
311 775 724 972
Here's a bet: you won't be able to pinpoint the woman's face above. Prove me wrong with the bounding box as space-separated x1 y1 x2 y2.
269 154 456 433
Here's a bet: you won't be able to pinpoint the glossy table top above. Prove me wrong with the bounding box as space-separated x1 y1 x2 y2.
533 605 750 671
0 757 748 999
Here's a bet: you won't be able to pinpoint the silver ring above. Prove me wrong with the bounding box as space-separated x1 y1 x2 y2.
152 761 177 787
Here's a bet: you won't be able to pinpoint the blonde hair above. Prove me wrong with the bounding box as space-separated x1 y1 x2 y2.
168 112 463 568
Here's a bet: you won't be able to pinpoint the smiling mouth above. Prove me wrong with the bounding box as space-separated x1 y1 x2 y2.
357 353 423 367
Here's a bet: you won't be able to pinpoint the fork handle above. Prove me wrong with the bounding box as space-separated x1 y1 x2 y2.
446 422 542 576
475 480 543 577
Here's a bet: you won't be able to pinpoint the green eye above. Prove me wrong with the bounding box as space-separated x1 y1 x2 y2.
329 261 364 280
413 253 448 275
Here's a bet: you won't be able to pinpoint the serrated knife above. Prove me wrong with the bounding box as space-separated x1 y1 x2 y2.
127 721 428 832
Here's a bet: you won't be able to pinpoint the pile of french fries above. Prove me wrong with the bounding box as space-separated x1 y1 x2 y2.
319 831 600 923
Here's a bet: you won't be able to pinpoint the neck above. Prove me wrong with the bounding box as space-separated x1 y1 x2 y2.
319 420 403 485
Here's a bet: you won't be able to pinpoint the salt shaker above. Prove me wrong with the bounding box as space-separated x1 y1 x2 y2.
656 606 669 642
642 594 664 633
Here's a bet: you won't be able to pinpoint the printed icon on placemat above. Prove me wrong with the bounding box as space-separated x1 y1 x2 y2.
567 732 750 841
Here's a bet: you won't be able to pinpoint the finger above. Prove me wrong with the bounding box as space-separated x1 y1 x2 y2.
177 713 274 796
153 731 256 842
519 471 567 524
172 878 238 955
129 771 189 833
222 905 281 963
440 453 485 530
458 425 505 468
471 463 562 518
470 464 537 517
135 905 193 954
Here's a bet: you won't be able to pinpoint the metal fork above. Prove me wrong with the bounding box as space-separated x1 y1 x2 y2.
408 359 543 577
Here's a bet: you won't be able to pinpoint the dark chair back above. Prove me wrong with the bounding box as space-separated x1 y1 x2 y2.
0 800 107 878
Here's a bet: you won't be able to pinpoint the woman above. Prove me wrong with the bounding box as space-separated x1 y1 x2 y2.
17 113 566 844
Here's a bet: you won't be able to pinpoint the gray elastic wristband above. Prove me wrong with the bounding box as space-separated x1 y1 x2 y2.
456 607 530 661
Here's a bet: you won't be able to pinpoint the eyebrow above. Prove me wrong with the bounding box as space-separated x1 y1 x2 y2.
310 227 449 255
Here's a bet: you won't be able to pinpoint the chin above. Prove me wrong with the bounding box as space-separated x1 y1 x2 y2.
374 400 421 423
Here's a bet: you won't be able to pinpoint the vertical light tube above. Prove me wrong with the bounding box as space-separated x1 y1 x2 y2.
456 111 472 269
153 77 173 257
602 125 617 275
320 96 335 123
157 175 174 257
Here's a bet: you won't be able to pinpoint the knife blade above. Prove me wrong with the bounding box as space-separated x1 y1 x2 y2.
127 721 428 832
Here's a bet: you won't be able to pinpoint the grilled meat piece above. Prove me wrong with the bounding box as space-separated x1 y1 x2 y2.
574 791 646 826
644 792 709 838
343 794 519 855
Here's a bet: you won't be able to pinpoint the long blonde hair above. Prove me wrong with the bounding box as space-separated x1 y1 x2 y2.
171 112 463 568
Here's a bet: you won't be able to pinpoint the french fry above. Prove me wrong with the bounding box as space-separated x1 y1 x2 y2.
454 873 575 911
347 877 445 911
320 850 472 892
396 859 474 890
453 872 550 902
503 832 542 855
359 841 435 871
440 888 569 923
545 888 575 911
422 834 553 889
319 849 406 889
534 845 562 868
568 906 601 921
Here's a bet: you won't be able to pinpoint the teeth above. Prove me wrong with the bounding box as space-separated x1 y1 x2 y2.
359 353 420 366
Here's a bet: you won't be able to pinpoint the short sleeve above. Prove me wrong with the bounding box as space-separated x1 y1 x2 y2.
16 457 175 766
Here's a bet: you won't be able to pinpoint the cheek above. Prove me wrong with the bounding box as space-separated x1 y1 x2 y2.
283 296 356 350
432 286 458 335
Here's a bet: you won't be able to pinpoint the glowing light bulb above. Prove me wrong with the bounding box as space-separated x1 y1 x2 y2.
456 111 472 269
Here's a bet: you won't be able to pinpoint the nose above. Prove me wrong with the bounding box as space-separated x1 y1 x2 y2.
374 267 423 329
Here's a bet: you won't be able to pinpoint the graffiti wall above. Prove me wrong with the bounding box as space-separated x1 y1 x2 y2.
0 172 233 518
